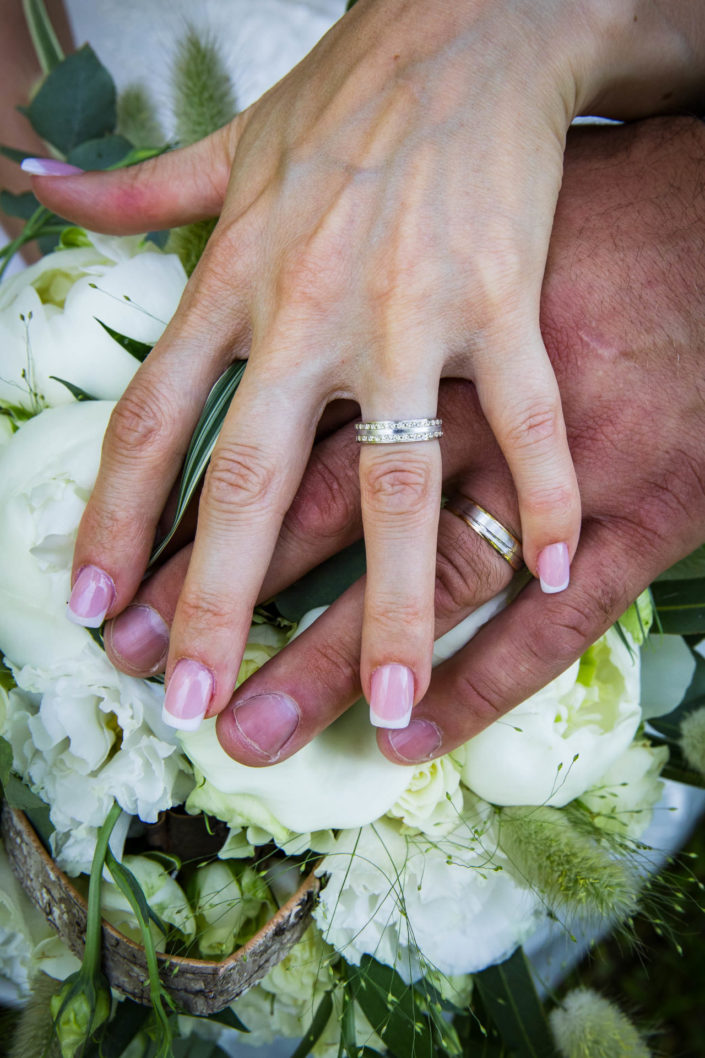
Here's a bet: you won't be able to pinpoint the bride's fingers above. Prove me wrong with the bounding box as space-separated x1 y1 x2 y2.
473 328 581 589
377 518 650 765
216 475 518 765
24 123 237 233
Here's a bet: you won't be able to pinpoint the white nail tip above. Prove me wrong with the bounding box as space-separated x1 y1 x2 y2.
369 707 413 730
161 706 204 732
539 576 570 595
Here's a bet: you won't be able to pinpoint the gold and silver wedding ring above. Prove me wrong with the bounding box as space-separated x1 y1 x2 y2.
355 418 443 444
445 497 523 571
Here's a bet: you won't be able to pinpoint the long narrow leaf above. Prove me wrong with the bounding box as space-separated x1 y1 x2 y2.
348 956 434 1058
651 579 705 635
290 991 335 1058
95 319 153 363
150 360 247 564
49 376 97 401
474 949 556 1058
22 0 64 75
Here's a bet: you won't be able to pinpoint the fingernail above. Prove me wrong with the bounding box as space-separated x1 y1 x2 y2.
537 542 570 594
231 692 300 762
369 663 414 729
21 157 84 176
162 659 214 732
67 565 116 627
107 605 169 673
388 719 442 762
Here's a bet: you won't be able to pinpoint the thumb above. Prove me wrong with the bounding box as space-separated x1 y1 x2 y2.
24 122 237 234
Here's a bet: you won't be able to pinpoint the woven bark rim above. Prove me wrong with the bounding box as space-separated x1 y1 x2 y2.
1 803 320 1014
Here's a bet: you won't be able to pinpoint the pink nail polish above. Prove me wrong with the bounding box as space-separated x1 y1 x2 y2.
21 157 84 176
369 663 414 729
388 719 442 762
107 605 169 674
231 693 300 762
537 542 570 594
67 565 116 627
162 659 213 732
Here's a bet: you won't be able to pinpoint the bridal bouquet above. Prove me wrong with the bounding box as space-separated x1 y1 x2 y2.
3 8 705 1058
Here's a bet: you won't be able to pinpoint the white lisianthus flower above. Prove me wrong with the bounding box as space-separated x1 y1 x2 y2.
100 855 196 948
0 414 14 447
314 806 544 979
0 233 186 411
578 739 669 839
459 624 643 808
0 837 79 997
0 401 113 667
386 753 464 836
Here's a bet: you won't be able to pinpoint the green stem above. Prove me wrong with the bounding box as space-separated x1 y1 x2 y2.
84 802 123 975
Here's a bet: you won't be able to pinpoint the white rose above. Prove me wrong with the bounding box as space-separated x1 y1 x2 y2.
192 860 272 958
100 855 195 948
459 626 642 807
0 234 186 411
0 401 113 667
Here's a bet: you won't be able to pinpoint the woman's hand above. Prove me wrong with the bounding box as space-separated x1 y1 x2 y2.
28 0 705 730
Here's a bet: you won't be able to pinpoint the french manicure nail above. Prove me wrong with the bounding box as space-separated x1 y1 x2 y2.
537 542 570 594
67 565 116 627
388 719 442 762
231 692 300 762
162 659 213 731
107 605 169 673
369 663 414 729
21 157 84 176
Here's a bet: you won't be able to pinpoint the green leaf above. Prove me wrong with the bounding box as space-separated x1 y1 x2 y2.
22 0 64 75
347 956 434 1058
67 134 133 171
206 1007 251 1033
274 540 366 622
474 949 557 1058
22 45 116 154
83 999 151 1058
149 360 247 564
0 190 41 220
95 319 153 363
0 144 35 164
3 775 53 843
651 579 705 635
48 376 97 401
0 735 12 788
657 543 705 582
289 991 335 1058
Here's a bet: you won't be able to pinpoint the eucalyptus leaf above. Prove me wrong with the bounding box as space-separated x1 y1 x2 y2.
0 190 41 221
49 376 97 401
274 540 366 622
3 775 53 842
648 650 705 740
150 360 247 564
67 134 133 171
22 45 116 154
22 0 64 75
290 990 334 1058
651 579 705 635
474 949 557 1058
95 320 153 363
347 956 434 1058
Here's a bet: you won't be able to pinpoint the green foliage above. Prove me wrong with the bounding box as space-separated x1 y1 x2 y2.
656 543 705 581
475 949 557 1058
274 540 366 621
67 134 133 171
170 26 238 146
21 0 64 75
150 360 247 564
21 45 116 154
48 377 97 402
290 990 334 1057
651 579 705 635
117 85 165 148
167 217 217 276
95 320 153 363
346 956 435 1058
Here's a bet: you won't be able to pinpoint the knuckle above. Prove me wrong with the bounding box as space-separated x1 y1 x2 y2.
284 456 359 542
452 668 505 729
368 594 430 639
362 457 434 518
434 533 507 622
303 637 360 700
499 399 563 454
107 388 172 461
522 480 577 520
532 590 611 666
202 441 278 516
176 585 235 634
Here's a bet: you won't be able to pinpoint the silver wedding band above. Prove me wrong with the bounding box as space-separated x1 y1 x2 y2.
445 496 523 571
355 418 443 444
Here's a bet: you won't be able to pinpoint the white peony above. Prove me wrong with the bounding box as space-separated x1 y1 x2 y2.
314 805 544 980
459 626 642 808
0 233 186 411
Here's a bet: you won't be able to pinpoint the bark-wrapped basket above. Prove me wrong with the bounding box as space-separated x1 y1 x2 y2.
1 803 319 1015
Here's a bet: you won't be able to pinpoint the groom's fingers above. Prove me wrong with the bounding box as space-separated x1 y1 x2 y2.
376 518 658 764
215 475 518 765
26 124 237 233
